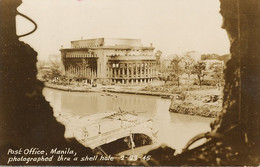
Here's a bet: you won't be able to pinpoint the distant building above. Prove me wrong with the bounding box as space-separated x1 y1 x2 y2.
202 59 224 70
60 38 156 84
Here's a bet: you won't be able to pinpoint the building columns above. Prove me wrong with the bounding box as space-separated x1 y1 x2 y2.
122 64 125 78
126 63 129 78
131 64 134 79
117 66 120 78
135 63 138 78
140 63 142 78
144 63 147 77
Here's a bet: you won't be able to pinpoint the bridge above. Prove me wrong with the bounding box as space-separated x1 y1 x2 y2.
65 111 158 150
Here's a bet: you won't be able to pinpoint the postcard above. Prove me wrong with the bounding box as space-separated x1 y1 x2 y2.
0 0 259 166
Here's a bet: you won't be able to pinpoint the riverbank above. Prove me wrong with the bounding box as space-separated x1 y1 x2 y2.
44 82 100 92
169 89 222 118
44 82 223 118
44 82 174 97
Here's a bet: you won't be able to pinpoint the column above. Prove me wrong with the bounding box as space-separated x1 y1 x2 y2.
79 67 82 76
140 63 144 78
135 63 138 78
115 68 117 78
126 63 129 78
112 68 115 78
122 64 125 78
118 66 120 78
147 63 150 77
152 63 154 77
110 67 112 78
126 63 129 84
151 63 153 77
80 67 82 76
139 63 141 77
144 62 147 77
131 64 134 78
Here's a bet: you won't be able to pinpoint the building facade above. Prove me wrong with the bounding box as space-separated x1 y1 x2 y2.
60 38 156 84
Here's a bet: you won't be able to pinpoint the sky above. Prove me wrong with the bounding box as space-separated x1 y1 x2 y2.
16 0 230 60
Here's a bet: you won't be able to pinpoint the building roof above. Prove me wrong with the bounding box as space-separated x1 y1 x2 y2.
69 37 155 49
60 45 154 51
70 37 141 43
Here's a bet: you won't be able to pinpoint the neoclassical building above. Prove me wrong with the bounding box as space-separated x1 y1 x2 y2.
60 38 157 84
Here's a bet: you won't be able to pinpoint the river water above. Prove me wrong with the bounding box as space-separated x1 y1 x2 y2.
43 87 214 153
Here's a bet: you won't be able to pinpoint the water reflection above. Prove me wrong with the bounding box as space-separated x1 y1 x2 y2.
43 87 214 153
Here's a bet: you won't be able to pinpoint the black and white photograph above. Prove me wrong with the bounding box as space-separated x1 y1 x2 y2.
0 0 259 166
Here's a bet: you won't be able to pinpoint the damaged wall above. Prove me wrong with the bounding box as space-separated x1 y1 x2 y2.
147 0 260 165
0 0 96 165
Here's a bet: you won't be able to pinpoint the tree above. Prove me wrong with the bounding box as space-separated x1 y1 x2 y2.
182 53 195 78
201 53 220 60
192 62 206 87
170 55 182 87
49 61 61 78
160 74 171 84
210 63 224 90
37 60 61 82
